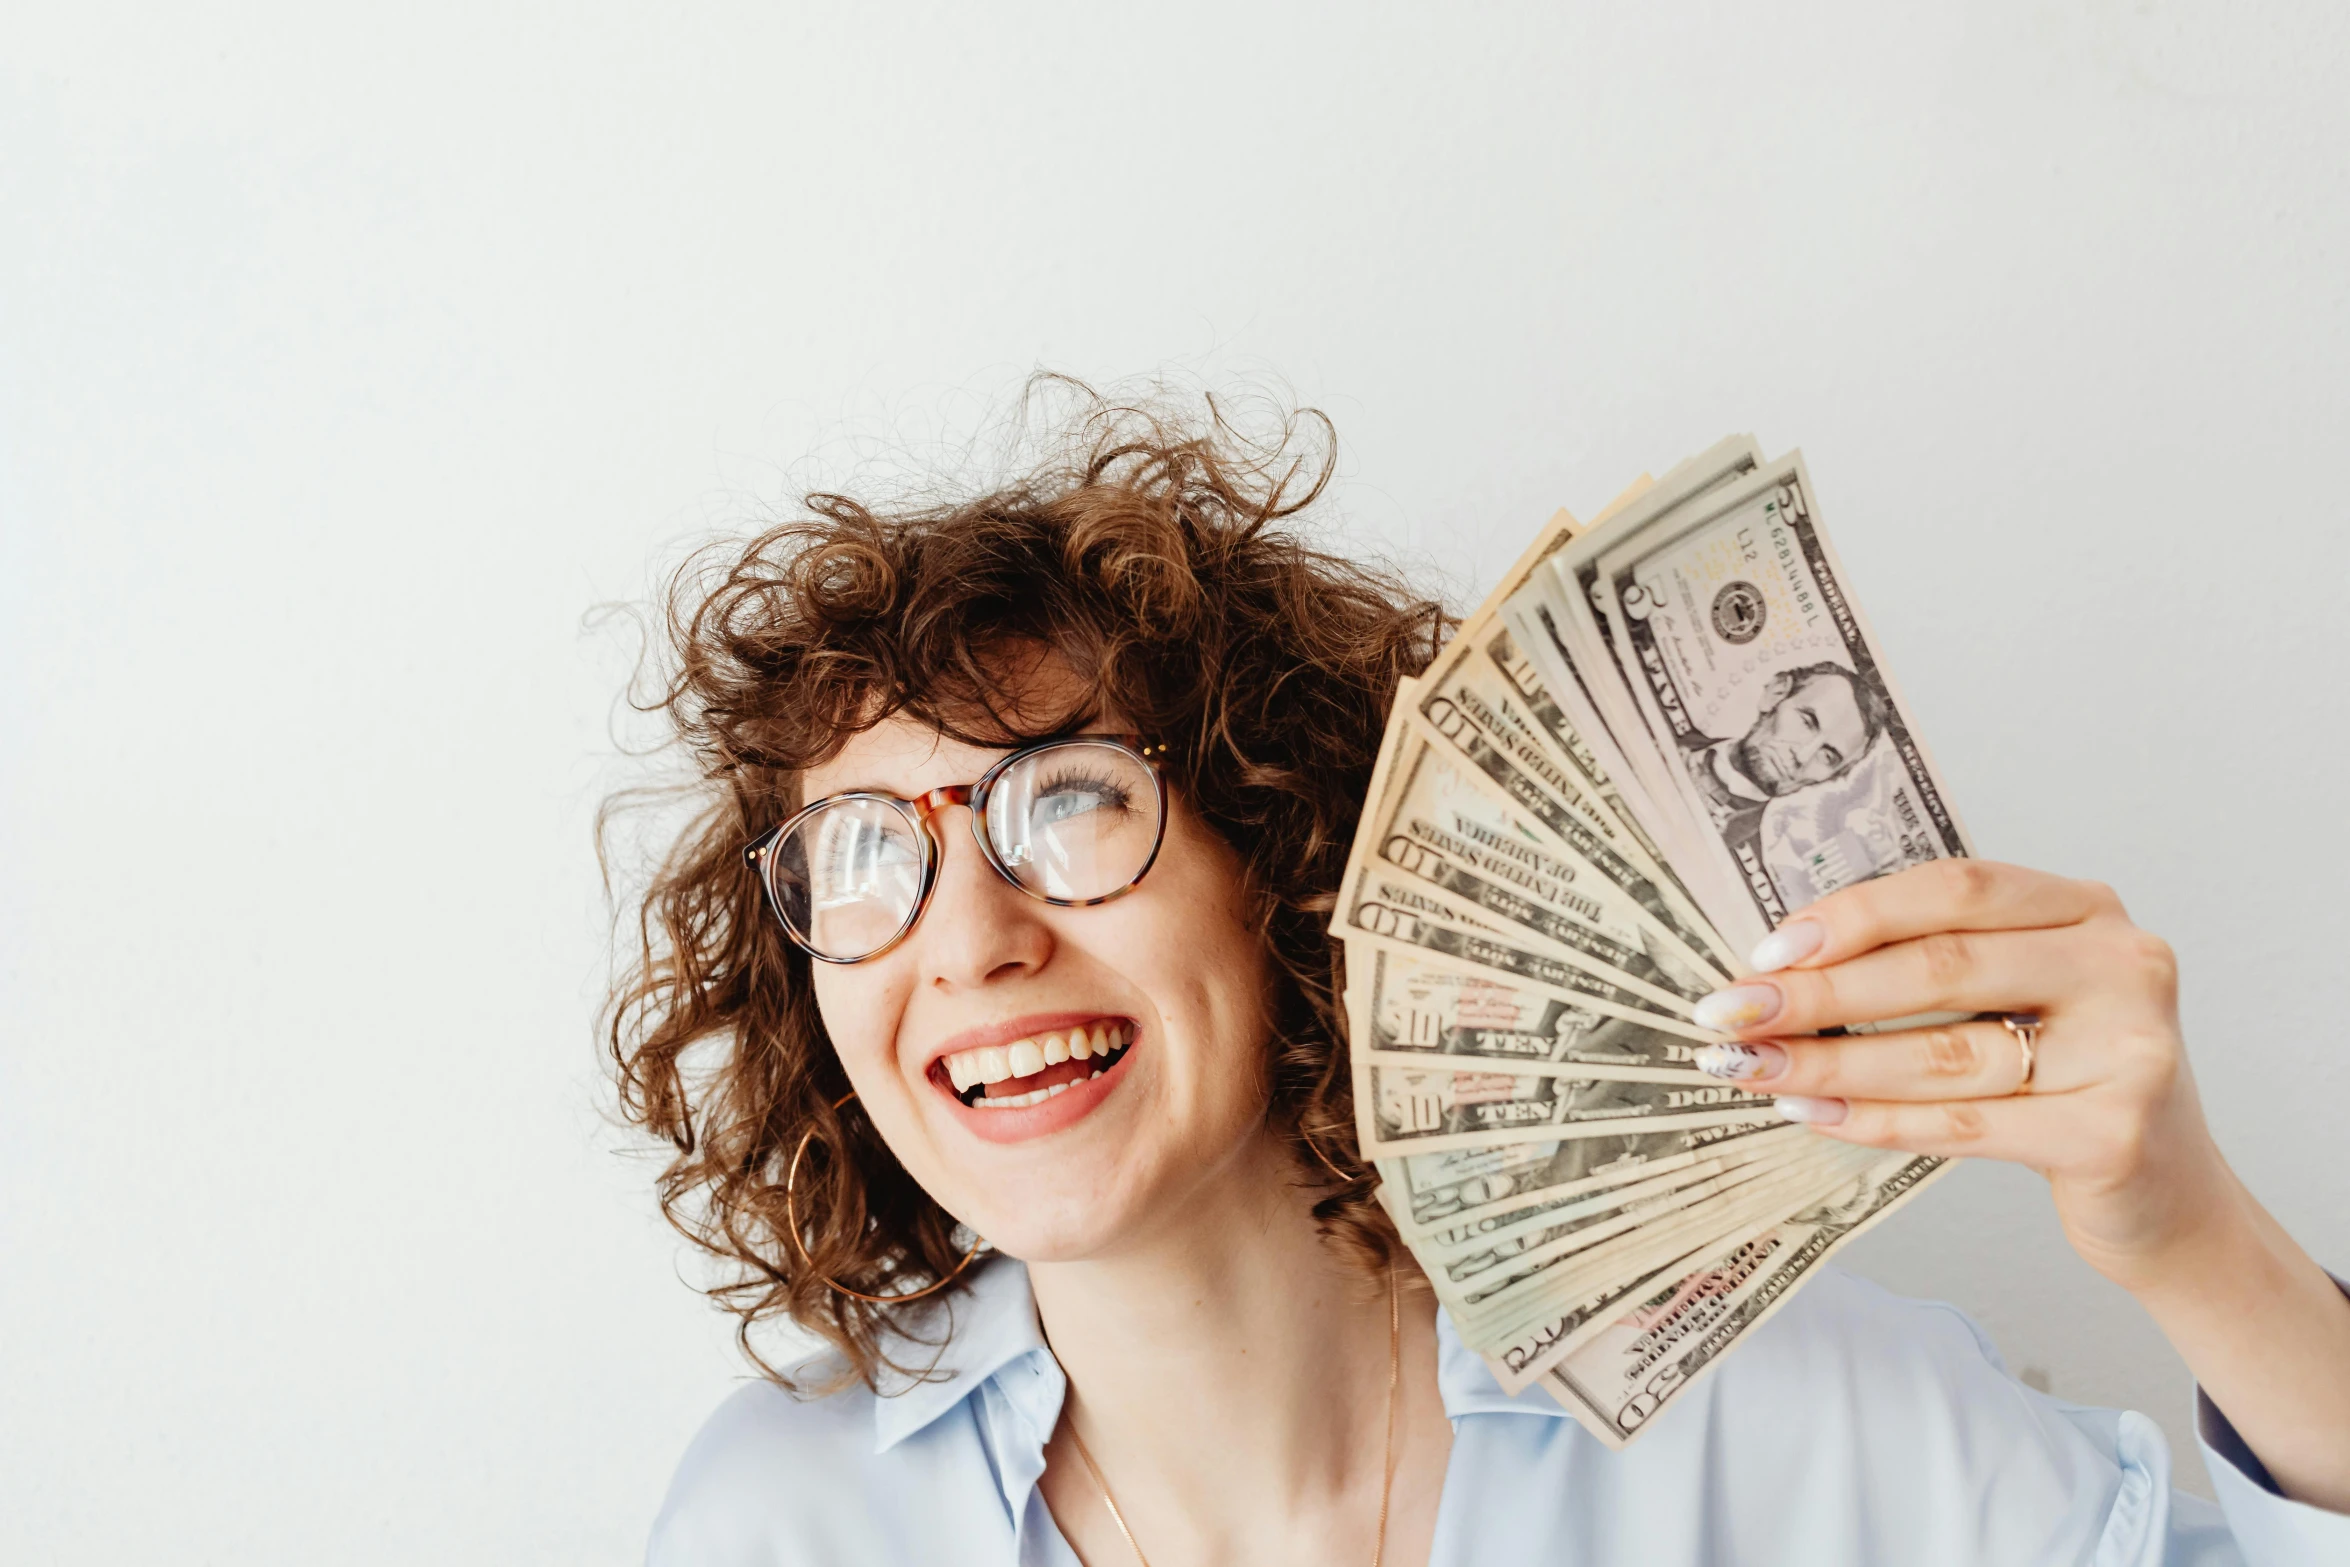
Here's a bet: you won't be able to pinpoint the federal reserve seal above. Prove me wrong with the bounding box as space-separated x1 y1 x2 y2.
1711 580 1767 644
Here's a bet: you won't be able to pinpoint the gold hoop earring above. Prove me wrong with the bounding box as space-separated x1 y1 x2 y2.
1297 1118 1357 1186
784 1091 984 1305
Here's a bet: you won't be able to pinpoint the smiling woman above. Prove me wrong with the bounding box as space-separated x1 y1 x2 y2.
607 385 2350 1567
606 385 1445 1387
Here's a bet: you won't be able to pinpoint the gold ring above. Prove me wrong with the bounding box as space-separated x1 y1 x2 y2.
2000 1014 2041 1093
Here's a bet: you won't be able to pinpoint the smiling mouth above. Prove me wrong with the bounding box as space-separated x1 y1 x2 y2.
936 1020 1137 1109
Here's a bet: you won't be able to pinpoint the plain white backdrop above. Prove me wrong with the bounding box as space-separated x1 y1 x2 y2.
6 3 2348 1560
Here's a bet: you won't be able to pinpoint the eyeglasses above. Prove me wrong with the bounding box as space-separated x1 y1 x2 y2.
743 734 1172 964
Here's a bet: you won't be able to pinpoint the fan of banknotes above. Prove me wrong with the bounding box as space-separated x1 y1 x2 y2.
1337 436 1973 1447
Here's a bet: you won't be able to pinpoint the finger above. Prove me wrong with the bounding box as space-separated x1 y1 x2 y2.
1693 1017 2051 1102
1747 860 2117 973
1695 923 2101 1037
1773 1091 2096 1171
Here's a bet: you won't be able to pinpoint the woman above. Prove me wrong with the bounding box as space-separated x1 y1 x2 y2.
611 393 2350 1565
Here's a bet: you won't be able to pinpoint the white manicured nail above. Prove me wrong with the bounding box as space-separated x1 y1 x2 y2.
1775 1096 1848 1126
1748 918 1826 974
1694 1042 1787 1081
1693 984 1782 1032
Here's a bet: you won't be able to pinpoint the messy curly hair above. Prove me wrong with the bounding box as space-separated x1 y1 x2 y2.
606 382 1450 1388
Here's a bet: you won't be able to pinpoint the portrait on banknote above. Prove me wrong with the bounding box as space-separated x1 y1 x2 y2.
1672 657 1896 902
1594 464 1970 935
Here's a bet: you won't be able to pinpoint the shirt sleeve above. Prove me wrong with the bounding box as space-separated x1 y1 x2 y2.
2186 1274 2350 1566
2195 1390 2350 1565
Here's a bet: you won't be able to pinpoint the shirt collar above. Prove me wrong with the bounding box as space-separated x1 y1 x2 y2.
869 1256 1571 1453
871 1254 1053 1454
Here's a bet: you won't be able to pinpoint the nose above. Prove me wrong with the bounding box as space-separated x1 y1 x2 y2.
908 802 1054 988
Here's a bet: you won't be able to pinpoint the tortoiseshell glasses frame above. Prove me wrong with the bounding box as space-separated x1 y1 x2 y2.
742 734 1172 964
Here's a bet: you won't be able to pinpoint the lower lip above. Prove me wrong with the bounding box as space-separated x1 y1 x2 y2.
940 1039 1138 1144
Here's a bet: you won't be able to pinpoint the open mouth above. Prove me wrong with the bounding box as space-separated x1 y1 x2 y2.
935 1019 1137 1109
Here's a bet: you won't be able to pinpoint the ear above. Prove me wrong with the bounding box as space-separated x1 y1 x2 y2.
1759 668 1798 705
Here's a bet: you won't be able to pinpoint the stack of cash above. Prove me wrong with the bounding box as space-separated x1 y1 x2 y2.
1337 437 1973 1446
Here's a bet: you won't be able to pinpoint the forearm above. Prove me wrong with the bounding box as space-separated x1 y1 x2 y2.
2129 1165 2350 1512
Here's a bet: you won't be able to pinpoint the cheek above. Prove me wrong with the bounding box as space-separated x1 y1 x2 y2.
808 967 902 1084
1120 830 1277 1076
1172 919 1274 1073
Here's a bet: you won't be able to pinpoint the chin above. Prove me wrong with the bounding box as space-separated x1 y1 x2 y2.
976 1199 1151 1265
929 1149 1178 1263
921 1123 1268 1267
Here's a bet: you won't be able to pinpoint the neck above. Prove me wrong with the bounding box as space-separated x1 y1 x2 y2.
1029 1132 1433 1561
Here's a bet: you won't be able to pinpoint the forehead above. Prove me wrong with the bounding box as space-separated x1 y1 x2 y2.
1793 672 1861 717
801 716 974 799
800 652 1105 798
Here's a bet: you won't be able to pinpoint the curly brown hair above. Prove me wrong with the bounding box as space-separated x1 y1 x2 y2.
605 384 1451 1388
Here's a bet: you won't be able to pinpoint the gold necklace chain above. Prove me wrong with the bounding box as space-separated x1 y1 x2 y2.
1063 1263 1401 1567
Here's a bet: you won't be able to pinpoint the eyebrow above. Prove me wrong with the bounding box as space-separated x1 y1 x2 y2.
806 716 1115 799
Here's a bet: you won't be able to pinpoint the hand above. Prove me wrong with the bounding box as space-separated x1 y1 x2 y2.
1690 858 2350 1512
1689 859 2233 1293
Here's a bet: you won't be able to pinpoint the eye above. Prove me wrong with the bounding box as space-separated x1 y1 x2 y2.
1799 704 1820 732
818 812 920 877
1030 767 1134 825
1818 747 1842 770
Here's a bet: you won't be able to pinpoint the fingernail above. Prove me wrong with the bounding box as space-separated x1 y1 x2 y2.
1693 1042 1788 1082
1748 918 1826 974
1692 984 1782 1032
1776 1096 1848 1126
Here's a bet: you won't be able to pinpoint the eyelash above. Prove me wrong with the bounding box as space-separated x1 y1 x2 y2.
1029 765 1134 811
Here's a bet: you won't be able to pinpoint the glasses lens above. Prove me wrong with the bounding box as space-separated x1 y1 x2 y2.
771 797 927 960
982 740 1163 902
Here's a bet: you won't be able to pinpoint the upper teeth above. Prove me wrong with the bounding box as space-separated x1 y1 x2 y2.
943 1021 1132 1093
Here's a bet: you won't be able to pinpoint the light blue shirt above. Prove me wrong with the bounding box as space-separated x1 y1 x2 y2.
648 1257 2349 1565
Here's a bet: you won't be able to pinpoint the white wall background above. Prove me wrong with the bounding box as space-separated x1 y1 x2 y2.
6 3 2348 1559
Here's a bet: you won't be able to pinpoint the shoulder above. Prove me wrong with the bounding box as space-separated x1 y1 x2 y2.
646 1260 1053 1564
645 1378 887 1567
1447 1268 2199 1566
645 1360 1030 1567
1675 1268 2180 1554
1716 1261 2015 1399
1699 1265 2071 1455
